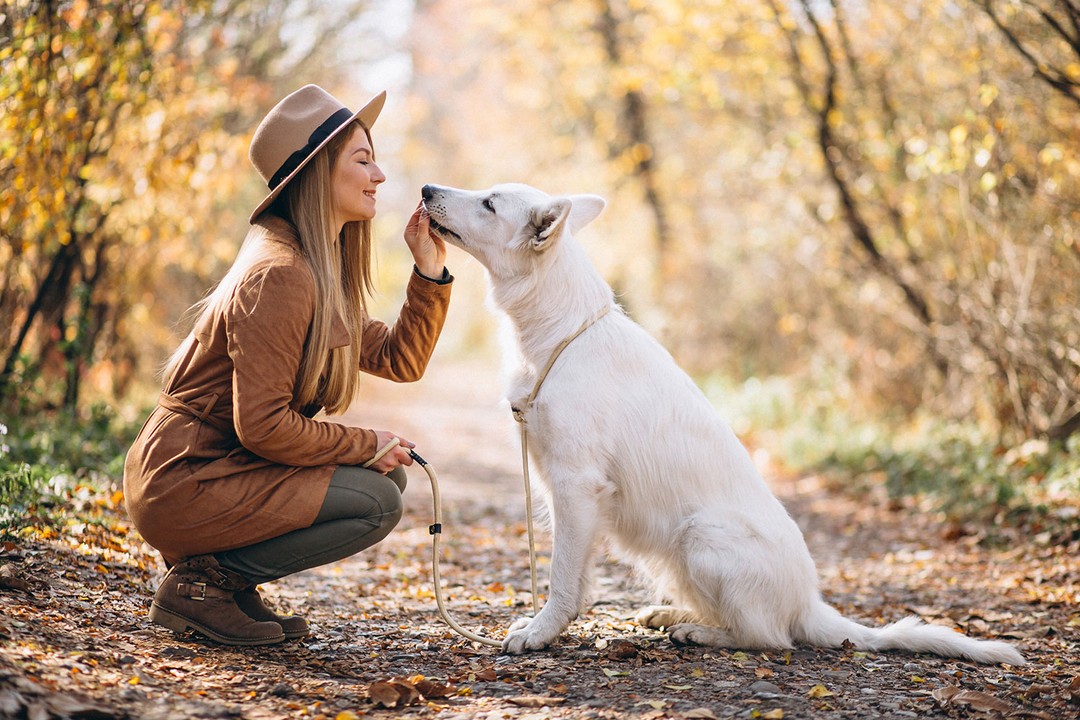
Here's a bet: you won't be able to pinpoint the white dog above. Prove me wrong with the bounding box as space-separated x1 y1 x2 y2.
421 182 1024 665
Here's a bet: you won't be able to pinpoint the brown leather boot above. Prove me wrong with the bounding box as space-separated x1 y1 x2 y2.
149 555 285 646
235 586 309 640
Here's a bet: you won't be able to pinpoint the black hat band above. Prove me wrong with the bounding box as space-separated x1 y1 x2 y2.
267 107 354 190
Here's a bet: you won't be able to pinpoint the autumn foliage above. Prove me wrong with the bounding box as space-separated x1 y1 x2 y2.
2 0 1078 446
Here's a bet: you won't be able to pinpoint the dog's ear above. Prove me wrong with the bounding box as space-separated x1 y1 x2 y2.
568 195 606 235
529 198 573 252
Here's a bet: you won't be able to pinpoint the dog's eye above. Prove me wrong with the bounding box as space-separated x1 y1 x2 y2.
482 197 496 214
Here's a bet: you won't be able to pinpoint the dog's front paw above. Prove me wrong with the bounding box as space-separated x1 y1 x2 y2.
501 617 558 655
635 605 695 629
507 616 532 634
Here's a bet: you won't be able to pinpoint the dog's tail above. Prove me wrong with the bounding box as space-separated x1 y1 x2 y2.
799 600 1025 665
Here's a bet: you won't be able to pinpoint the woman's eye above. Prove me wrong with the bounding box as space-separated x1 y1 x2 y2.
482 198 495 213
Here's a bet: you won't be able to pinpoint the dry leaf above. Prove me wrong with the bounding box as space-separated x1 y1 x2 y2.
606 639 639 659
602 668 629 677
507 696 566 707
808 684 835 698
755 667 774 679
762 709 785 719
388 680 420 706
367 681 402 709
415 678 455 699
932 686 1015 713
684 709 719 720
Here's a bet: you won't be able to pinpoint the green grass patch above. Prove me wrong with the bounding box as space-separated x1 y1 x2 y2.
703 373 1080 533
0 404 143 540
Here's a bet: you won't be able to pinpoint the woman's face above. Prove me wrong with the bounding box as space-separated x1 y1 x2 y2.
331 127 385 227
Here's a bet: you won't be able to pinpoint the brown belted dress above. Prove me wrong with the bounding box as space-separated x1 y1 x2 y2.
123 216 452 565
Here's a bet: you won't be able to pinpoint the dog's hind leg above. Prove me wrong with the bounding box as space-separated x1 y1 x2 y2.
635 605 698 629
502 474 607 654
656 512 810 651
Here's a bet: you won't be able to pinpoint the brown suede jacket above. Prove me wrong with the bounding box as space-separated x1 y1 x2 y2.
123 216 452 564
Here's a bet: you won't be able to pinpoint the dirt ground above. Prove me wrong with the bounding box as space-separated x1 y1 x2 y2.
1 357 1077 719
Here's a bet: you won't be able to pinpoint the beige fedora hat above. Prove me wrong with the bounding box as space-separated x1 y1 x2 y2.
248 84 386 223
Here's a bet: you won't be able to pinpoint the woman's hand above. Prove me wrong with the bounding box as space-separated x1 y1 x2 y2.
404 200 447 280
368 430 416 474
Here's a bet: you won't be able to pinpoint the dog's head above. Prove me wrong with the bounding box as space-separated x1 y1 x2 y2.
421 183 606 278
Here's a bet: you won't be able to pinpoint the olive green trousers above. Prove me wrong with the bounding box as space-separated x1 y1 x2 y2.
214 465 407 585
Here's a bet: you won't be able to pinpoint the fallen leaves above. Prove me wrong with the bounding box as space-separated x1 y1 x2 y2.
366 675 455 709
0 563 48 593
1 368 1077 720
932 685 1016 713
605 638 639 659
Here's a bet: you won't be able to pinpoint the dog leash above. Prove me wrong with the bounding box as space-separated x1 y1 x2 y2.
364 305 610 648
509 305 611 616
366 437 503 647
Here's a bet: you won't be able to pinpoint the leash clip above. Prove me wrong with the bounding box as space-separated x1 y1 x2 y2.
428 523 442 535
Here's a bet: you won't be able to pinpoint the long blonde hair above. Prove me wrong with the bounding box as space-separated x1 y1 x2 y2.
163 121 376 416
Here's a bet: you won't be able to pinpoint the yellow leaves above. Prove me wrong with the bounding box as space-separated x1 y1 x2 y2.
752 709 785 719
1039 144 1064 165
979 83 999 107
808 684 835 698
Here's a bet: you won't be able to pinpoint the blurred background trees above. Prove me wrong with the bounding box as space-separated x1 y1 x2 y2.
0 0 370 410
3 1 1078 488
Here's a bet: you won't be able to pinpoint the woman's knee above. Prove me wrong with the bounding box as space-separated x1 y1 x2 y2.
371 474 404 526
320 466 404 525
387 465 407 494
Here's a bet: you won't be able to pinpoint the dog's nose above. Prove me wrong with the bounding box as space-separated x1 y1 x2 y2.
421 184 435 201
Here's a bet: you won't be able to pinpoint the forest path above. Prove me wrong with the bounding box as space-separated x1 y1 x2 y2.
0 355 1075 719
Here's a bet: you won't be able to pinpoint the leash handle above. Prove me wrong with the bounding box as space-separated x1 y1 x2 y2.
362 437 401 468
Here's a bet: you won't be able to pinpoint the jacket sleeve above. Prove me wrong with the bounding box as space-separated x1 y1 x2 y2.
360 268 453 381
225 262 379 466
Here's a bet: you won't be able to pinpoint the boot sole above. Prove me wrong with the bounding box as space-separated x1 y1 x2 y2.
150 602 285 646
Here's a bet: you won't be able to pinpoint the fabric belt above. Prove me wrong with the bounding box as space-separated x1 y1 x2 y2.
158 391 232 435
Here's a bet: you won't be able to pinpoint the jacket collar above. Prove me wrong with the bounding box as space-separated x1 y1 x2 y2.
254 214 303 253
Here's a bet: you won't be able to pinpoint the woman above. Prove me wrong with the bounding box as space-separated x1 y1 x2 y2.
123 85 452 646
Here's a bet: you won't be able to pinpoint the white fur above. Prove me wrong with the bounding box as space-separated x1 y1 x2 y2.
422 183 1025 665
